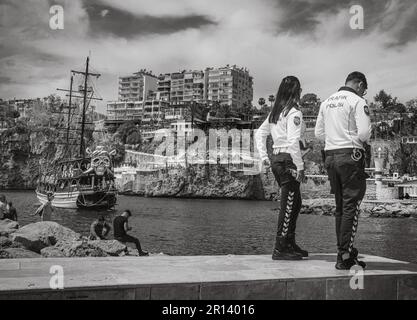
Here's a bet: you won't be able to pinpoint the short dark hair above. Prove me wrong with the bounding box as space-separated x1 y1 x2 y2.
8 201 12 206
124 210 132 217
346 71 367 89
98 215 105 222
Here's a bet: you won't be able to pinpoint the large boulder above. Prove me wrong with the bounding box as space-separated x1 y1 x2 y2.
40 246 66 258
0 236 12 248
0 247 41 259
0 219 19 236
11 222 81 253
53 240 106 257
87 240 127 256
44 239 128 258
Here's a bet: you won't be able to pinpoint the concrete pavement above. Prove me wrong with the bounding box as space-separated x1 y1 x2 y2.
0 253 417 299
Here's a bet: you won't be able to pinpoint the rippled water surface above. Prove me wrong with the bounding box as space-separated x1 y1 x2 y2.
2 190 417 263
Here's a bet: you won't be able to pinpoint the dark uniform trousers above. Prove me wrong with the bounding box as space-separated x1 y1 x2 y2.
270 153 302 238
324 150 367 257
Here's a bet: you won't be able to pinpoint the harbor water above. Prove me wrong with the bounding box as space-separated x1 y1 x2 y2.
2 190 417 263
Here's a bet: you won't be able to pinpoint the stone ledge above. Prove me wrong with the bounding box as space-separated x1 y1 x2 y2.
0 254 416 300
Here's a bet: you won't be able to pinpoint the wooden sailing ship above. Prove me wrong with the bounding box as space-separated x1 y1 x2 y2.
36 56 117 209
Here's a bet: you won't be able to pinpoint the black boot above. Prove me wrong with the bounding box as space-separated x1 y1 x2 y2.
287 234 308 257
139 250 149 256
272 236 303 260
335 249 366 270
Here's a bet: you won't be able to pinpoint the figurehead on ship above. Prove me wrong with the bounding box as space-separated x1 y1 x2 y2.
83 146 116 177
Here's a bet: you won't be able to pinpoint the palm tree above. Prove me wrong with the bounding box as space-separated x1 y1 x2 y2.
268 94 275 107
258 97 266 108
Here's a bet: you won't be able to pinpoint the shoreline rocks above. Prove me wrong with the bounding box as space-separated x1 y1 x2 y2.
0 221 138 259
11 221 82 253
41 239 128 258
0 219 19 237
0 247 41 259
299 199 417 218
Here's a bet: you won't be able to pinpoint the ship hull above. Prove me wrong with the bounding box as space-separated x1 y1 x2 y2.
76 190 117 209
36 190 117 210
36 190 79 209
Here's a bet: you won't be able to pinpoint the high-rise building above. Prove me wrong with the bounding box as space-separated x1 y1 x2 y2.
206 65 253 110
106 65 253 129
157 70 207 104
118 70 158 102
157 66 252 110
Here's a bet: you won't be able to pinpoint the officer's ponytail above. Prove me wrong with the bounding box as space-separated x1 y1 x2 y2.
269 76 301 124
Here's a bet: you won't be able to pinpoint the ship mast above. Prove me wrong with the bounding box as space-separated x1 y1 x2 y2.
80 56 89 158
71 56 101 158
56 74 76 156
67 75 73 145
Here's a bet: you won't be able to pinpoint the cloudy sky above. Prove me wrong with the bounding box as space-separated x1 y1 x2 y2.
1 0 417 113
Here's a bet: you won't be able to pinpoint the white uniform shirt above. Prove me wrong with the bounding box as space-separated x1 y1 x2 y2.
255 107 304 170
315 87 372 150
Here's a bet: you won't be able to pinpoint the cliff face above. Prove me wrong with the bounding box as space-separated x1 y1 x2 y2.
143 165 266 200
0 121 72 190
119 163 333 201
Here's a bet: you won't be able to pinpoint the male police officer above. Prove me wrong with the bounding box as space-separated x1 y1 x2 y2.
315 71 372 270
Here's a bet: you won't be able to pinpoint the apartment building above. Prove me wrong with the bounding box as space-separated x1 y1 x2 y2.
142 99 169 124
107 99 168 124
106 65 253 129
207 65 253 110
118 70 158 102
157 70 207 105
106 101 143 123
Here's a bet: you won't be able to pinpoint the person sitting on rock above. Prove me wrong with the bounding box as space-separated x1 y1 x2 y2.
113 210 148 256
32 192 54 221
3 202 17 222
0 195 7 220
89 215 111 240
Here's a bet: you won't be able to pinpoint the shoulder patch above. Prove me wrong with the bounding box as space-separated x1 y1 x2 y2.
364 105 370 116
293 116 301 126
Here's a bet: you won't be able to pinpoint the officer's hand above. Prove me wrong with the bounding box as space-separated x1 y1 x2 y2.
296 169 306 183
263 159 271 173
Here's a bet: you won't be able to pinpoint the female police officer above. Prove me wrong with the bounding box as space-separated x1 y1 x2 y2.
255 76 308 260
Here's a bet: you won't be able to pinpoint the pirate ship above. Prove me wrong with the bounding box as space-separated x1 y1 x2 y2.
36 57 117 209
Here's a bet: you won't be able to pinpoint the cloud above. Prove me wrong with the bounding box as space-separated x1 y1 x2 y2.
0 0 416 112
84 0 216 39
273 0 417 47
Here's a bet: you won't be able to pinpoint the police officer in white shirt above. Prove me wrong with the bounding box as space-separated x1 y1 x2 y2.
315 71 372 270
255 76 308 260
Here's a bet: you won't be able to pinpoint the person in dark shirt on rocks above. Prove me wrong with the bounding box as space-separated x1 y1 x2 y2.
89 215 111 240
113 210 148 256
0 195 7 219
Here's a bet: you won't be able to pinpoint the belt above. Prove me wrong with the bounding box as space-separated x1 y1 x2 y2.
273 147 289 155
325 148 363 156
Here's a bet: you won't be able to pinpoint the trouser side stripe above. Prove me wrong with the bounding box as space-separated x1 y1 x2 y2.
348 200 362 252
281 191 294 237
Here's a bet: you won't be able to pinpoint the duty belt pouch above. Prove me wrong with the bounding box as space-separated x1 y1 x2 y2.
321 149 326 164
364 142 372 168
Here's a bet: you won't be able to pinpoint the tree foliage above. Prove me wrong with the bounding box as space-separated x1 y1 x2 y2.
115 121 142 145
373 90 406 113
